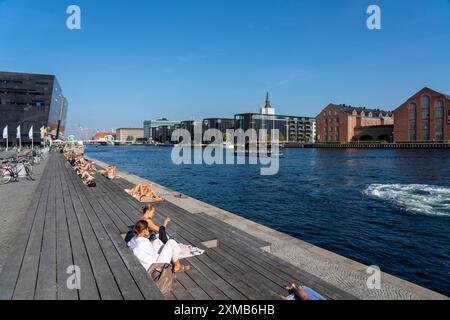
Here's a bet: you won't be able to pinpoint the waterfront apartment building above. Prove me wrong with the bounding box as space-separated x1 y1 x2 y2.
115 128 144 143
393 87 450 142
315 104 394 142
234 93 316 143
152 123 181 144
180 120 203 143
202 118 234 142
143 118 180 141
0 71 68 145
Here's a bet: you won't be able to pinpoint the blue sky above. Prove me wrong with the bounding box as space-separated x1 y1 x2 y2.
1 0 450 135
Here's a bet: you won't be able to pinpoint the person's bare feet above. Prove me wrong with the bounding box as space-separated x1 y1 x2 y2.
173 264 191 273
284 282 297 291
163 217 171 227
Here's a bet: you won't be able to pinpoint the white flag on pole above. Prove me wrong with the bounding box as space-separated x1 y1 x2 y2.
40 126 45 139
2 125 7 139
29 126 34 139
16 125 21 139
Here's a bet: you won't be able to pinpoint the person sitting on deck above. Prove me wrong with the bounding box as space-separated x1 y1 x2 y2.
100 165 121 180
140 205 170 243
125 183 164 203
280 282 327 301
128 220 190 273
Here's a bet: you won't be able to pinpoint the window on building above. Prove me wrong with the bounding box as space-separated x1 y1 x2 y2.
421 132 429 141
409 133 416 141
436 131 444 141
422 96 431 109
409 103 417 120
409 121 416 129
436 100 444 118
422 111 430 119
436 121 443 129
422 121 429 130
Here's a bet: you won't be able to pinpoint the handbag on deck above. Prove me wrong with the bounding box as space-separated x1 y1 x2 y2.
147 263 173 294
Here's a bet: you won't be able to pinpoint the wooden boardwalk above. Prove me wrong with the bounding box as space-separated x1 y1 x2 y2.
0 152 357 300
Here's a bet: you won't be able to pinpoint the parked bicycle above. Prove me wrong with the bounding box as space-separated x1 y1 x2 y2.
0 157 34 185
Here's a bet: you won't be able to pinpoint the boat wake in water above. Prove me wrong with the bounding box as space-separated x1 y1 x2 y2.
363 184 450 217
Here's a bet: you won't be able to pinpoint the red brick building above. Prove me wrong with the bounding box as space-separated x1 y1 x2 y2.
91 132 115 142
315 103 394 142
393 87 450 142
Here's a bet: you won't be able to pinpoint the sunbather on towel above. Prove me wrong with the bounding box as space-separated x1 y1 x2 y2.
280 282 327 301
125 183 163 202
128 220 190 273
100 166 120 180
81 171 96 187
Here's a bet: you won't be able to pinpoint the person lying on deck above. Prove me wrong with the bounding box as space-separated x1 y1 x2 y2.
125 183 164 202
82 161 97 173
100 165 121 180
280 282 327 301
80 171 97 187
73 157 87 170
141 205 170 243
128 220 190 273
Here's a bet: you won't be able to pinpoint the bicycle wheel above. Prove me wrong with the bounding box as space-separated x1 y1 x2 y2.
25 165 35 181
26 163 33 174
0 172 11 185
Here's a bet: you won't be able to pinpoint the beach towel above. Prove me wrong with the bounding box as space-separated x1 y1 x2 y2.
287 287 327 301
178 244 205 259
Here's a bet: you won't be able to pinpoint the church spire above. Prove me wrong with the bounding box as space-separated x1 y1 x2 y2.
265 91 272 109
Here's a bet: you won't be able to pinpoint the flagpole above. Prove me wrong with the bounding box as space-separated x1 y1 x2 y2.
30 126 34 150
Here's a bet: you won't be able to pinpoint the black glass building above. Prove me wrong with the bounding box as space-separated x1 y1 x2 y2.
234 113 316 143
202 118 235 143
0 71 68 146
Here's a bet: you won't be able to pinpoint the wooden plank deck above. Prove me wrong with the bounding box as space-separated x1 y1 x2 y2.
0 153 164 300
0 152 358 300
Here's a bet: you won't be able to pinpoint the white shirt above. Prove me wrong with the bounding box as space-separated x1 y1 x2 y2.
127 236 159 271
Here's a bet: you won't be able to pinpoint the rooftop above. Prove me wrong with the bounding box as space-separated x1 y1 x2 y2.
331 104 393 117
